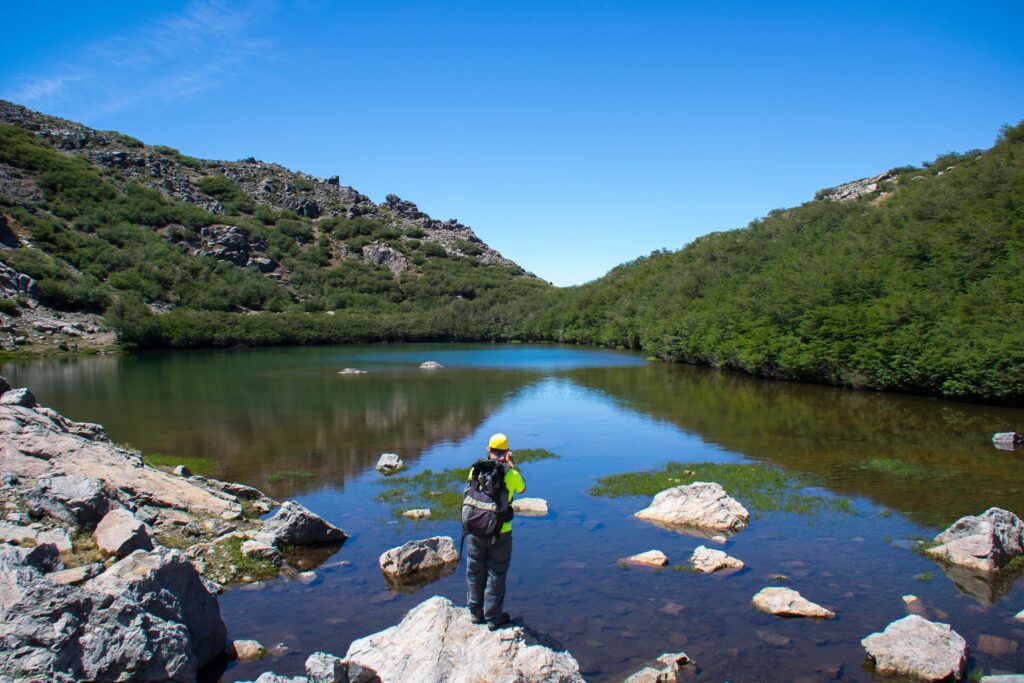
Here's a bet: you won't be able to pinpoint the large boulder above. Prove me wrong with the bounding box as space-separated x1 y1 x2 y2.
32 475 112 528
861 615 968 681
94 508 154 557
86 547 227 666
257 500 347 547
752 587 835 619
690 545 745 573
345 596 584 682
634 482 749 534
925 507 1024 573
0 545 196 682
379 536 459 582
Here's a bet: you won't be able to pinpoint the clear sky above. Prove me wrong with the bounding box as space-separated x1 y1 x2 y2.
2 1 1022 286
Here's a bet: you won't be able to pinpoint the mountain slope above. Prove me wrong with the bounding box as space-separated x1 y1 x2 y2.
511 124 1024 403
0 100 547 349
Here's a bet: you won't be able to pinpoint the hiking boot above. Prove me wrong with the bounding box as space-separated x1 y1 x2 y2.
487 613 510 631
470 610 485 625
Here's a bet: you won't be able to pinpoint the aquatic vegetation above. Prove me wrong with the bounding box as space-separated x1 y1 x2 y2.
855 458 944 479
512 448 560 463
913 571 935 581
144 453 214 476
205 536 279 582
267 469 317 483
589 461 853 517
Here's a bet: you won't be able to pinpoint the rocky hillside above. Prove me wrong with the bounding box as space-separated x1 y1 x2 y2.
0 100 546 351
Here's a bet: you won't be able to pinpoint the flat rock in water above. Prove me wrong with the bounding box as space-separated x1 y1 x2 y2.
379 536 458 578
621 652 694 682
402 508 431 519
902 595 928 617
93 508 154 557
512 497 549 516
376 453 405 473
925 507 1024 573
634 481 749 534
752 587 835 619
338 368 367 375
690 545 744 573
231 639 267 662
625 550 669 567
861 614 967 681
258 500 347 547
419 360 443 369
992 432 1022 449
345 595 584 682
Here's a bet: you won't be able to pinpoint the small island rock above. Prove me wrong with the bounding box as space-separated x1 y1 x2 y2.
622 652 694 683
337 368 367 375
861 614 967 681
345 595 584 682
752 587 835 619
376 453 406 474
626 550 669 567
690 545 744 573
402 508 431 520
257 500 347 548
512 497 549 516
925 507 1024 573
419 361 443 369
379 536 459 578
635 481 749 533
232 639 267 662
992 432 1022 449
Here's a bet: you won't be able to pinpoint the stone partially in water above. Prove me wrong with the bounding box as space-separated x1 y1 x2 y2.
902 595 928 617
402 508 431 519
345 595 584 682
622 652 695 682
512 497 549 516
690 545 744 573
258 500 347 547
634 482 749 534
752 587 835 619
926 507 1024 573
376 453 405 474
861 615 967 681
625 550 669 567
231 638 267 661
379 536 458 579
419 361 443 369
992 432 1022 450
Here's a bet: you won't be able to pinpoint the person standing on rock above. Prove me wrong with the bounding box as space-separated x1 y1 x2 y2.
463 433 525 630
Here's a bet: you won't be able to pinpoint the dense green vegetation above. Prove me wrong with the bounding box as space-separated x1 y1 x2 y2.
511 123 1024 402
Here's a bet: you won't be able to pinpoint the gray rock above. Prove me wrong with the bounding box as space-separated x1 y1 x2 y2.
259 500 347 547
379 536 459 578
0 376 10 394
690 545 745 573
94 508 154 557
752 587 835 618
861 615 967 681
635 481 749 534
1 387 37 408
15 541 63 573
33 475 112 528
86 546 227 666
199 224 250 266
254 674 311 683
48 562 104 586
241 539 282 563
345 596 583 682
402 508 431 520
173 464 192 477
375 453 405 473
232 639 267 662
248 256 279 273
1 471 18 486
622 652 695 683
0 545 197 682
305 651 346 682
926 507 1024 572
993 432 1022 449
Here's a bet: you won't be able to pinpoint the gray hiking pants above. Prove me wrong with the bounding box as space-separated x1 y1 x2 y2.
466 532 512 623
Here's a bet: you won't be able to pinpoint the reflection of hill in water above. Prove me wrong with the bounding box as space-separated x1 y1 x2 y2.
4 351 536 498
567 364 1024 529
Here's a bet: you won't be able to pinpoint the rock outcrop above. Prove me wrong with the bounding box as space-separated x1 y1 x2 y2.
634 482 749 534
925 507 1024 573
345 596 584 682
690 545 744 573
861 615 968 681
752 587 835 618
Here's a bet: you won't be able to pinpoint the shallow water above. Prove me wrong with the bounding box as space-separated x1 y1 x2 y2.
4 344 1024 681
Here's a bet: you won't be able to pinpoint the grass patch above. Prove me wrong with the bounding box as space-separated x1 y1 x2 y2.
62 532 104 569
855 458 940 478
513 448 560 463
267 469 317 483
205 536 278 583
155 531 193 551
589 461 853 517
144 453 214 476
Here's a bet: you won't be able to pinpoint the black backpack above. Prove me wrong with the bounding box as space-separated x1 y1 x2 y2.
461 458 514 544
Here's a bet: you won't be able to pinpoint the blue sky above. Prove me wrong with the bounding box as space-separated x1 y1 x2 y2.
2 1 1023 286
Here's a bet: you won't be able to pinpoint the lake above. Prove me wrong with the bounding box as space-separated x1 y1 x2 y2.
4 343 1024 681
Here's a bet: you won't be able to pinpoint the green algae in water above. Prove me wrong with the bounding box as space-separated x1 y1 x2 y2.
267 469 318 483
589 461 853 516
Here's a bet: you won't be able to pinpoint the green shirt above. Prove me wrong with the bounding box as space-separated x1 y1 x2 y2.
468 464 526 534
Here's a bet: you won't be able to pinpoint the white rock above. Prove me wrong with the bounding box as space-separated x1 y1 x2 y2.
0 521 37 544
232 639 267 661
376 453 405 473
337 368 367 375
419 361 443 369
47 562 103 585
635 481 749 533
980 676 1024 682
625 550 669 567
752 587 835 619
511 497 548 516
379 536 458 577
690 545 744 573
305 651 346 682
345 596 583 682
925 507 1024 573
861 615 968 681
402 509 431 520
992 432 1021 449
93 508 154 557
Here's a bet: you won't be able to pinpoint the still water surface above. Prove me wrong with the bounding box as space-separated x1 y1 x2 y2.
4 344 1024 681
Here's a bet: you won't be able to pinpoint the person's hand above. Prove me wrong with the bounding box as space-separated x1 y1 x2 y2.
505 451 515 468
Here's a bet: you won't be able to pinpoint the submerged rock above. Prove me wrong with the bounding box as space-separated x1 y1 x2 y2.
512 497 549 516
925 507 1024 573
625 550 669 567
345 595 584 682
379 536 459 580
690 545 745 573
634 481 749 534
752 587 835 618
258 500 347 547
622 652 695 683
94 508 154 557
861 614 967 681
376 453 405 474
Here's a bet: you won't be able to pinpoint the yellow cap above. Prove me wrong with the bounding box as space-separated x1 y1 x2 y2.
488 433 509 451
